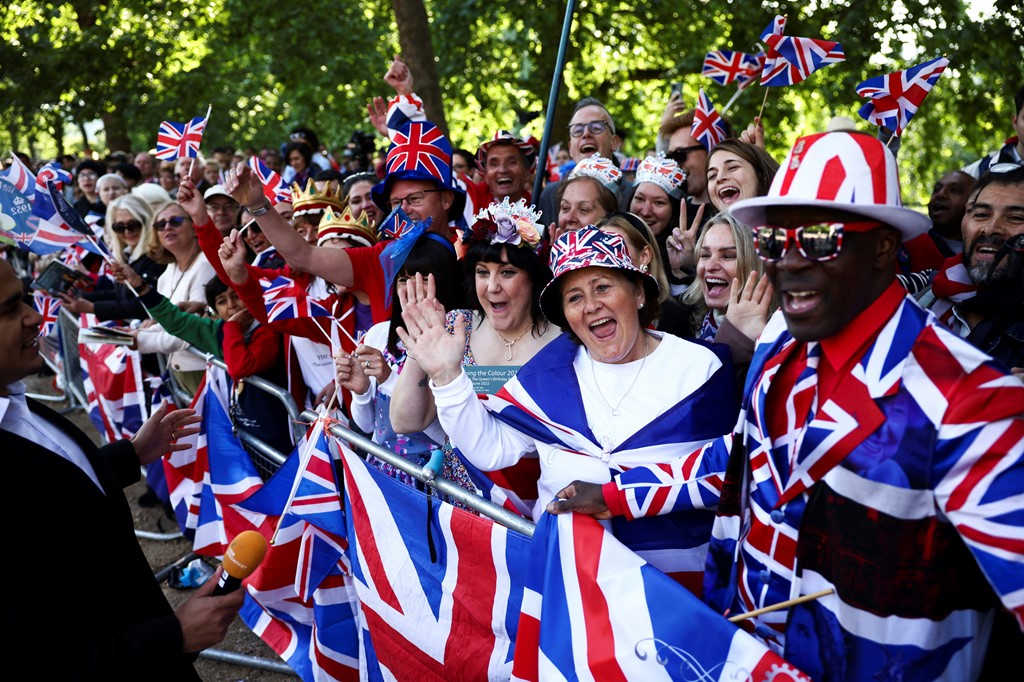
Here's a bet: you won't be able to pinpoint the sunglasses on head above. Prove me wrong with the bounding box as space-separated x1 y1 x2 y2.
754 221 881 262
111 219 142 234
154 215 189 231
666 145 706 166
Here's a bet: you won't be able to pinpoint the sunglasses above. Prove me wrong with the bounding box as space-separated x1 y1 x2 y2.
154 215 189 231
666 145 706 166
753 222 872 262
240 219 261 235
568 120 613 138
111 219 142 234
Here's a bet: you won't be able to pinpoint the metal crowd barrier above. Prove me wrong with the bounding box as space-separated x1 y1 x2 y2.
32 308 90 409
300 410 537 538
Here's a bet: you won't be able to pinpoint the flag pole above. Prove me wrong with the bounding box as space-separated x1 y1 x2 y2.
531 0 579 206
188 104 213 179
720 85 746 115
756 86 770 123
727 588 834 622
271 418 325 544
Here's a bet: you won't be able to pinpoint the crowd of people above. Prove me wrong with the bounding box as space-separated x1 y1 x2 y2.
1 52 1022 679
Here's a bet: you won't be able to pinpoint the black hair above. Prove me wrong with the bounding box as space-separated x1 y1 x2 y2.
75 158 106 178
204 275 229 311
463 241 552 336
452 148 475 170
114 162 142 183
289 126 321 151
314 168 344 184
387 237 464 357
1015 85 1024 116
975 164 1024 197
342 172 378 198
623 182 682 241
572 97 614 131
284 141 313 168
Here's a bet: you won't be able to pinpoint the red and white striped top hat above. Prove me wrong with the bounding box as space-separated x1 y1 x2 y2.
730 131 930 241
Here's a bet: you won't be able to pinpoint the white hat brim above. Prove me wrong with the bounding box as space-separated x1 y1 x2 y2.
729 195 931 242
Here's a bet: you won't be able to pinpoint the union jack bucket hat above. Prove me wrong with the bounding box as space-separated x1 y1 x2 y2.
475 130 538 172
730 131 930 241
539 226 660 328
371 120 467 218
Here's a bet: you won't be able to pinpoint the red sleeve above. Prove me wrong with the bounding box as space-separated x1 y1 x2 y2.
901 234 946 273
194 218 232 285
602 481 629 519
221 322 281 380
346 241 391 323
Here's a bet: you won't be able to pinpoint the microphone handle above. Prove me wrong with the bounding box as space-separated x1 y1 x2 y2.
212 571 243 596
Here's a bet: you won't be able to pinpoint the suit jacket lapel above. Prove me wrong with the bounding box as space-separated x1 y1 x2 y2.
27 398 124 497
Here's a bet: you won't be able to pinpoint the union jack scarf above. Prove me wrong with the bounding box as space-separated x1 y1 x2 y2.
929 254 976 328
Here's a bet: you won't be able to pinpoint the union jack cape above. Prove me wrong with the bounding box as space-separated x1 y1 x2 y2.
475 333 738 593
856 56 950 136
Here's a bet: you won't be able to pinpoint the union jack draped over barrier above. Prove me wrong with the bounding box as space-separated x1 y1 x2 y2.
511 511 810 682
78 319 146 443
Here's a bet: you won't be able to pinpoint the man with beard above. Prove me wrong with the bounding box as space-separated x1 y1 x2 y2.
921 164 1024 374
926 169 975 257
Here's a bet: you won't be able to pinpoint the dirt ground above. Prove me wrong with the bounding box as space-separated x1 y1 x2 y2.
25 369 299 681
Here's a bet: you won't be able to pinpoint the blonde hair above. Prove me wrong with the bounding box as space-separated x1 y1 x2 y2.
145 202 191 264
681 212 768 311
103 194 154 264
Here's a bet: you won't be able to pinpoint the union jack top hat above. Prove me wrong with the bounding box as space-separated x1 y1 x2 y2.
370 119 467 218
539 226 660 328
730 131 930 241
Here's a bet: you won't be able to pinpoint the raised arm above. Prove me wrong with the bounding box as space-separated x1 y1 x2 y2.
390 275 440 433
222 162 355 288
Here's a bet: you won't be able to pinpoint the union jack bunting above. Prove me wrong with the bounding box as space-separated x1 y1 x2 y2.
759 15 845 87
692 88 729 152
511 511 809 681
703 50 765 86
248 155 290 205
261 276 333 324
385 121 453 183
32 291 61 337
856 56 950 137
155 115 208 161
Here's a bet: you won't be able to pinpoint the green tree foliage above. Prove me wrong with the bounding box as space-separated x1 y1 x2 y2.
1 0 1021 203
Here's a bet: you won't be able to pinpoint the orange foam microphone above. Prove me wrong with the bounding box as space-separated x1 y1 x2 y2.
213 530 268 595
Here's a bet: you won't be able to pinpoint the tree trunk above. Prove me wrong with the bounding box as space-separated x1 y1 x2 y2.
390 0 448 136
78 119 91 155
51 112 65 158
103 110 131 154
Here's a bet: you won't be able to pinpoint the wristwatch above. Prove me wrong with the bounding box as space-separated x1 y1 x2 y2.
248 200 273 217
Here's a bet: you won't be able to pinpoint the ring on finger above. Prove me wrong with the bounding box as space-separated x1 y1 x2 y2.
363 360 372 369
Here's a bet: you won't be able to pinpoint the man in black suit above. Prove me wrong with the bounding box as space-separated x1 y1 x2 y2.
0 258 245 679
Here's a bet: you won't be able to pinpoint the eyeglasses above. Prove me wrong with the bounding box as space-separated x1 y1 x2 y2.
387 189 443 210
154 215 190 231
568 120 613 138
666 145 706 166
111 220 142 234
77 171 98 181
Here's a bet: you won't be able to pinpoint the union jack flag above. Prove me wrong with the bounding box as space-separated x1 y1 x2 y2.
691 88 729 152
78 326 147 443
0 153 36 197
32 291 62 337
261 276 333 324
856 56 950 137
0 178 35 242
702 50 764 86
736 51 767 89
340 442 528 680
35 161 72 193
247 155 290 205
511 511 809 681
759 15 845 87
385 121 452 183
155 115 208 161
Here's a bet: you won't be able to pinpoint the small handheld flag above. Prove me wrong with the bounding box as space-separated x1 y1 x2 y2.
155 113 209 161
856 57 950 137
691 89 729 152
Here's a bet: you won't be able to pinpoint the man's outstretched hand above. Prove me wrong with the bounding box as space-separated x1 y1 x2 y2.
545 481 611 519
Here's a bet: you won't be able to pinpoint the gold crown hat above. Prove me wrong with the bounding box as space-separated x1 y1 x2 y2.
317 203 377 247
291 178 344 217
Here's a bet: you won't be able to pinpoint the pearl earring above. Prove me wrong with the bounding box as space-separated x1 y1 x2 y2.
640 264 649 273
